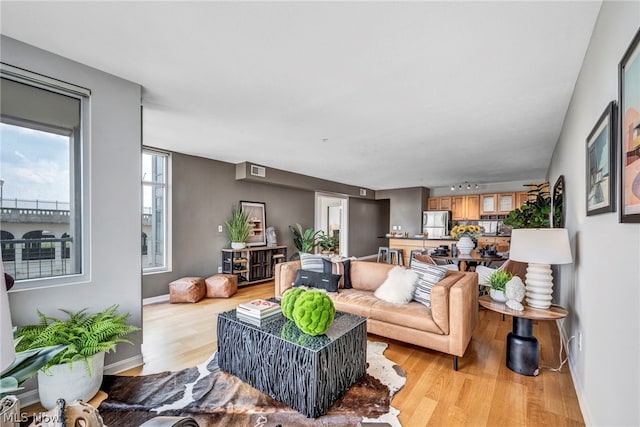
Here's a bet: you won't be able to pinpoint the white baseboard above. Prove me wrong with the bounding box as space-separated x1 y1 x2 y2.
143 293 169 305
557 319 592 426
17 353 144 407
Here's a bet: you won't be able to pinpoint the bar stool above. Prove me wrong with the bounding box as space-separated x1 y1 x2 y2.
376 246 389 263
387 248 404 265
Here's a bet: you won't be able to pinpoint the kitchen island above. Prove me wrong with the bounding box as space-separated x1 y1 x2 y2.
387 237 456 266
387 235 510 266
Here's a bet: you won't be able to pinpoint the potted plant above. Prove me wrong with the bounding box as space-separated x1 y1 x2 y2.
317 232 338 254
15 305 138 409
1 335 67 422
226 204 251 249
450 224 481 255
503 183 562 229
289 224 322 259
488 270 512 302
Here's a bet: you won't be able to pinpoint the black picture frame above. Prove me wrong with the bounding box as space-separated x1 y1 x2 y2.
619 29 640 223
586 101 616 216
240 201 266 246
552 175 565 227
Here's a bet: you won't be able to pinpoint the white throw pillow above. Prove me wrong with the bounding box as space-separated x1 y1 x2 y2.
374 266 419 304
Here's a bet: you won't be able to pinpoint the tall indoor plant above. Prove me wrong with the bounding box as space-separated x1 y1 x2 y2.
503 183 561 228
15 305 138 409
226 204 251 249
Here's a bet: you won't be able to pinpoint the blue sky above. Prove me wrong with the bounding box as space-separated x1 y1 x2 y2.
0 123 70 203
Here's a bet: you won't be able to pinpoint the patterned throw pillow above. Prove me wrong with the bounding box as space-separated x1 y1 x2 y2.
293 269 341 292
322 258 352 289
411 259 448 308
299 252 326 272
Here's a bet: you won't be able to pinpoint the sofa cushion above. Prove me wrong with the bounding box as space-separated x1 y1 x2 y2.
293 269 341 292
412 262 448 308
369 300 444 335
349 261 395 291
299 252 326 272
374 266 419 304
322 258 352 289
329 289 380 317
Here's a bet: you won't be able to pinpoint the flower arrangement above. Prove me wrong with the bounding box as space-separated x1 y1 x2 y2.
451 224 481 239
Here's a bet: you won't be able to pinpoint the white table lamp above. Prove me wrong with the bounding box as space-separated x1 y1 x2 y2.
509 228 573 309
1 263 16 372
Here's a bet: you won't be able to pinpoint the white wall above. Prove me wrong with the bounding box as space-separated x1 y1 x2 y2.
1 36 143 380
547 3 640 426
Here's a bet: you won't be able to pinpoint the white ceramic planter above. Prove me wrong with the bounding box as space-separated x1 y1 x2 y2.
457 236 475 256
37 352 105 410
490 289 508 303
231 242 246 249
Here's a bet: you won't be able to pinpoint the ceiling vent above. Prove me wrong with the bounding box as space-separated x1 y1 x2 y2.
250 164 266 178
359 189 367 196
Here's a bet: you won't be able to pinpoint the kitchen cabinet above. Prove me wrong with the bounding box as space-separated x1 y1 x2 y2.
427 197 452 211
452 195 480 220
516 191 529 207
498 193 515 214
480 194 497 215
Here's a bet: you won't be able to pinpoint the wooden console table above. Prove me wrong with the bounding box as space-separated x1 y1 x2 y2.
479 295 567 376
221 245 287 286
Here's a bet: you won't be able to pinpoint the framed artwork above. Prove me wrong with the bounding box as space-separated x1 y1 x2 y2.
552 175 565 227
619 29 640 223
586 101 616 216
240 201 266 246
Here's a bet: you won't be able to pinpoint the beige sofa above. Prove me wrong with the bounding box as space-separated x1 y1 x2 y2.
274 260 479 370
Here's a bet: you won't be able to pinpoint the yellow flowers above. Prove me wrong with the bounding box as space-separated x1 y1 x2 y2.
451 224 481 239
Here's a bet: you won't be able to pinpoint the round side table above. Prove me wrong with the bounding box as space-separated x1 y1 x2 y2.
479 295 568 376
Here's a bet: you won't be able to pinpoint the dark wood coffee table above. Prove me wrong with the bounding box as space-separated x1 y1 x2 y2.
217 309 367 418
479 295 567 376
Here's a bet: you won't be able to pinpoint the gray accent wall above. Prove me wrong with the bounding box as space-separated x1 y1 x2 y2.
1 36 143 369
375 187 429 235
347 197 389 257
547 2 639 425
142 153 315 298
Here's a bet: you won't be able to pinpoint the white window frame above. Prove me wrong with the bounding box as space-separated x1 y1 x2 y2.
142 147 172 274
0 63 91 290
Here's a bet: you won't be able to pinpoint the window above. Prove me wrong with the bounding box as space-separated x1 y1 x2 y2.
142 149 170 272
0 65 89 287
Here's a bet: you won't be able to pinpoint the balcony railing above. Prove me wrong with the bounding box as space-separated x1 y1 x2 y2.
2 237 74 280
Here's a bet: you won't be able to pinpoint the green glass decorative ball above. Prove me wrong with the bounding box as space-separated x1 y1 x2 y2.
281 288 306 320
292 290 335 336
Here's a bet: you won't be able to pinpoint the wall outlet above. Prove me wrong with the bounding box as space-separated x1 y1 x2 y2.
218 225 223 233
398 226 402 230
392 225 397 230
217 266 222 273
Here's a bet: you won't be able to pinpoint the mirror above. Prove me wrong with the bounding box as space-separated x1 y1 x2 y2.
552 175 565 228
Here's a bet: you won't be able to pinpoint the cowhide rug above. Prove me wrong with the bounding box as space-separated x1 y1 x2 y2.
98 341 406 427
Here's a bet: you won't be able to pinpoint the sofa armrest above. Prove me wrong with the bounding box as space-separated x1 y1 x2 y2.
274 260 301 298
447 271 478 357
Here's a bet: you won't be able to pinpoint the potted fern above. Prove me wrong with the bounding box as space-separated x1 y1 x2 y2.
15 305 138 409
226 204 251 249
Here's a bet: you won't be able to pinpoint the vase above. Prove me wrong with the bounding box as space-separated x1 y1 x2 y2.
231 242 246 249
490 288 508 303
457 236 474 256
37 352 105 410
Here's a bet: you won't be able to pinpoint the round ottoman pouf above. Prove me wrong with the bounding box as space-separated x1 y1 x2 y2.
205 274 238 298
169 277 205 303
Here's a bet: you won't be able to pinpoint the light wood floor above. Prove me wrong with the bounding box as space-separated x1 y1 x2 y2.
121 281 584 426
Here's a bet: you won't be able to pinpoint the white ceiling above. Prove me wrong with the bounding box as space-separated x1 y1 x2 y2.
1 1 601 190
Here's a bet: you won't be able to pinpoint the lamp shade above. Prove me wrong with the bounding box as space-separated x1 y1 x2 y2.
1 263 16 372
509 228 573 265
